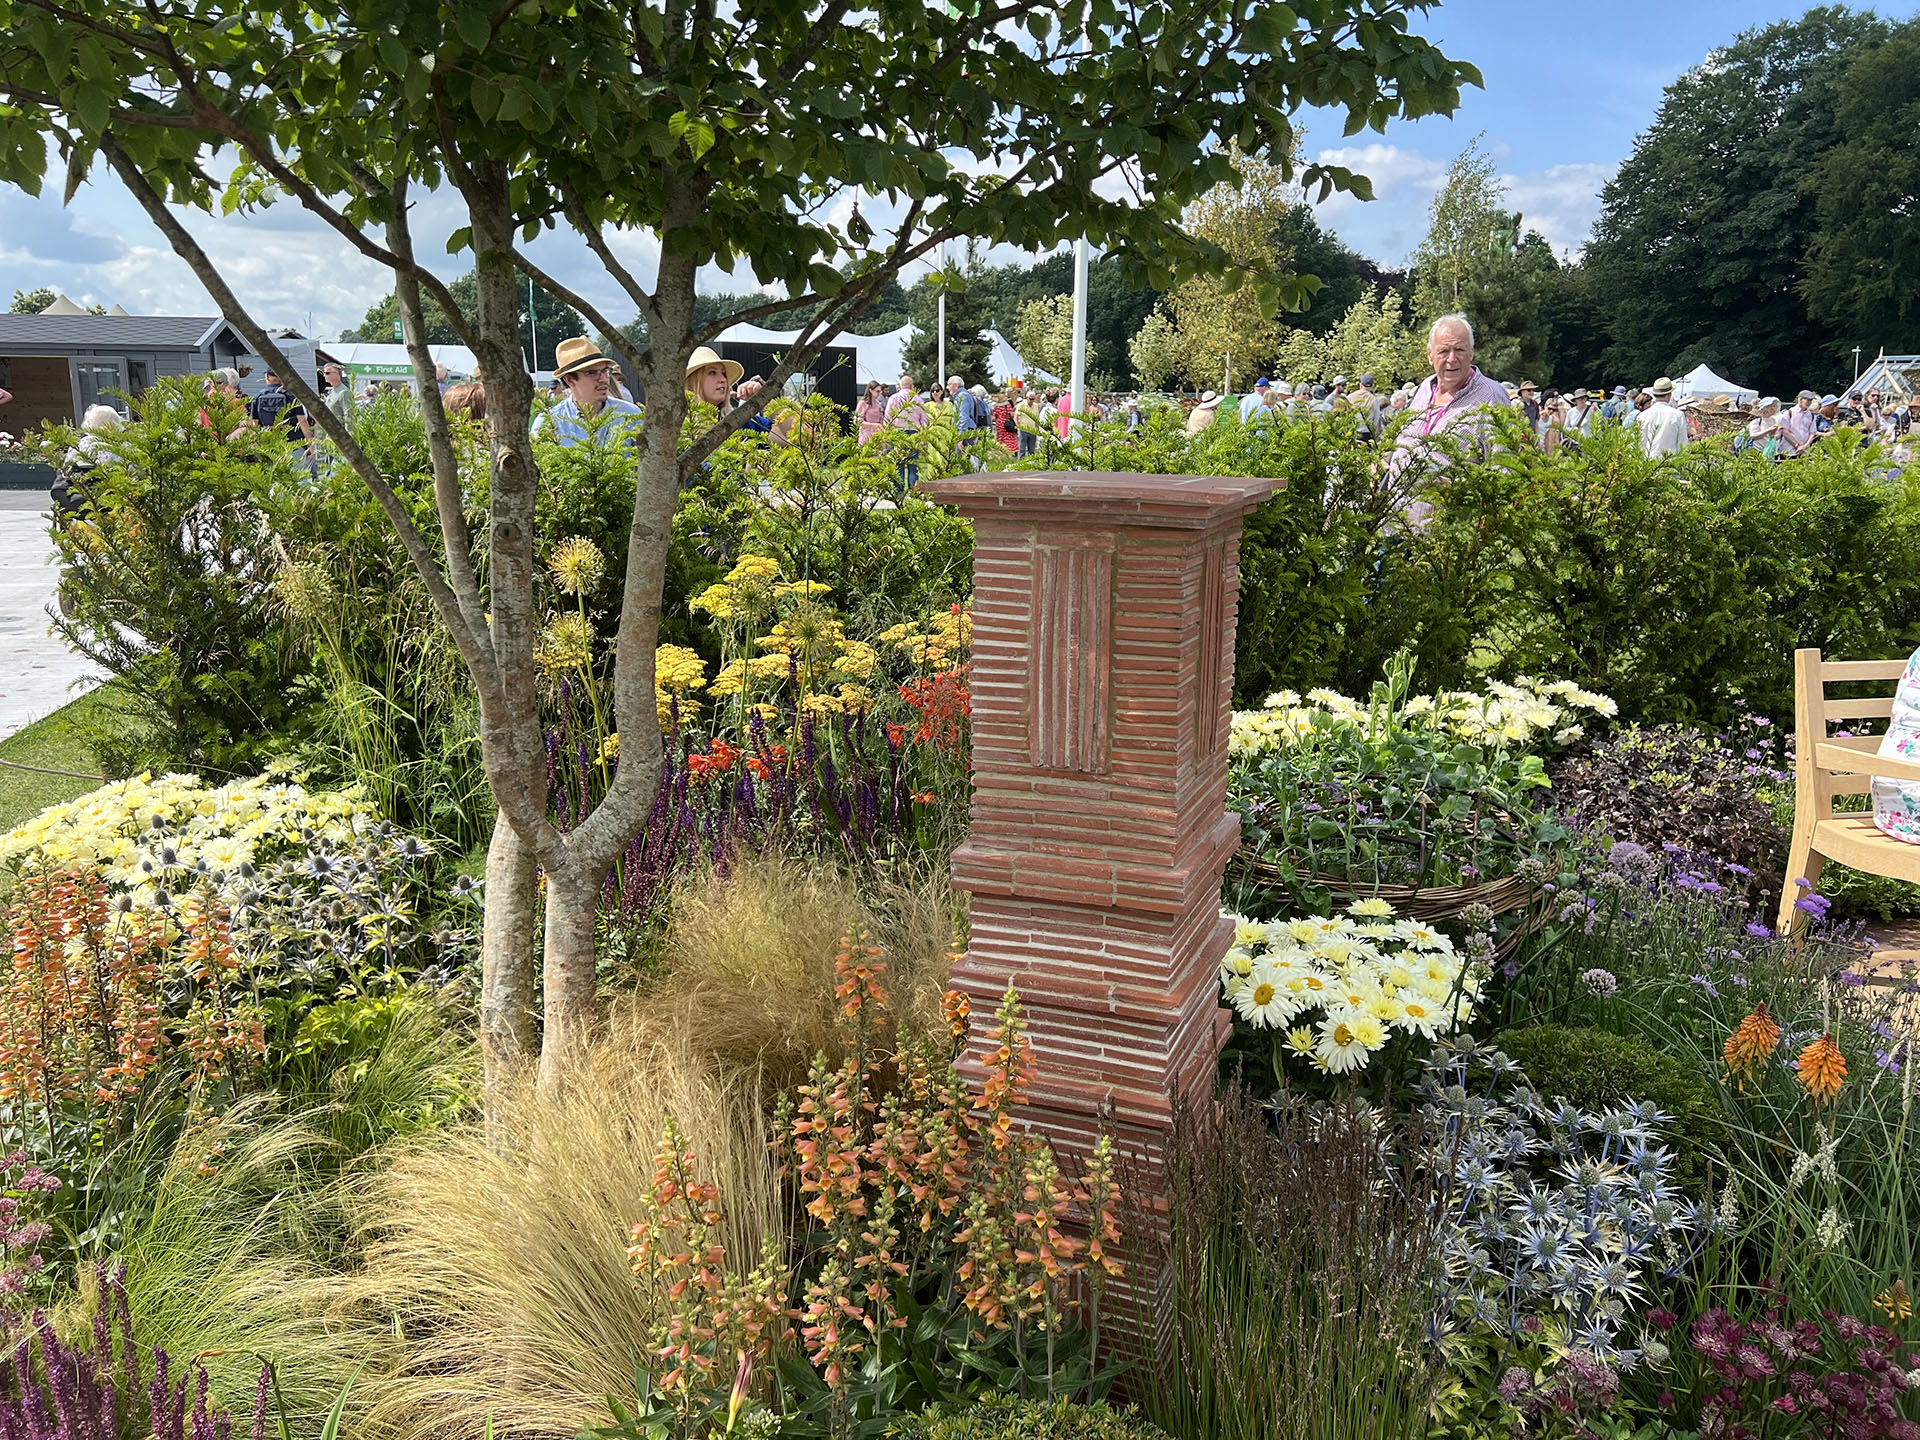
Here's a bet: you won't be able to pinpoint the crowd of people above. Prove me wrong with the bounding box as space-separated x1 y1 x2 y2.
45 314 1887 494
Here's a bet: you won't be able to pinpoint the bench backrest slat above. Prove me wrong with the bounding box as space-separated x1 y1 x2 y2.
1794 647 1909 820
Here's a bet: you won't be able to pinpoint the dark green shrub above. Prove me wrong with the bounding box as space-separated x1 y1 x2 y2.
1492 1024 1726 1185
29 376 314 775
1085 406 1920 728
1547 720 1788 901
895 1395 1169 1440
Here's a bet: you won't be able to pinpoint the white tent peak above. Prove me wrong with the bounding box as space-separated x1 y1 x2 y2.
1675 363 1757 404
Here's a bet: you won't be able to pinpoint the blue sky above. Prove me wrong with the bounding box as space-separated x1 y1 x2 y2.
4 2 1914 337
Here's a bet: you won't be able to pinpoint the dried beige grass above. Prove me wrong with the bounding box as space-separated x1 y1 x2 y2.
632 852 957 1092
341 1025 777 1440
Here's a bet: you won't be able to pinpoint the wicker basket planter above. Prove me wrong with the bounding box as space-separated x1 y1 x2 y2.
1231 844 1547 958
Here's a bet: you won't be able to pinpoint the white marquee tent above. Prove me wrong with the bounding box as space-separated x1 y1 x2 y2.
1674 363 1758 405
313 342 481 383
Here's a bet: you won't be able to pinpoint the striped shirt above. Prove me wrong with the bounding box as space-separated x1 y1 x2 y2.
533 396 644 449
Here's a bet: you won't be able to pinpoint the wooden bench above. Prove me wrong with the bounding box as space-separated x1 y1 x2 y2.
1780 648 1920 944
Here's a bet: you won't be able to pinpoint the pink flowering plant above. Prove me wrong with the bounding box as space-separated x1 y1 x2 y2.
1676 1291 1920 1438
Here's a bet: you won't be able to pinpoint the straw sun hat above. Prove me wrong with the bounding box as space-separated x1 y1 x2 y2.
684 345 744 386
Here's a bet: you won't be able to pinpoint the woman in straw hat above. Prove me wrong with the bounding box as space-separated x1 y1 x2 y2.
685 345 743 409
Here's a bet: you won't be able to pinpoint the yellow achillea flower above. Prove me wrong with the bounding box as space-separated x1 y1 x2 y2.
1877 1279 1912 1324
1723 1002 1781 1090
1795 1032 1847 1108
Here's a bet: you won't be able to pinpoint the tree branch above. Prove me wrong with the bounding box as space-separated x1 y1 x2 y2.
385 174 494 654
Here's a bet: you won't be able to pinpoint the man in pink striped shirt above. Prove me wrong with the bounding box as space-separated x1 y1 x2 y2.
1386 312 1511 526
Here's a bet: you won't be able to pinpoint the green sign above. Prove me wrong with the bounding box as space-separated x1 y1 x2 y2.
392 317 403 341
349 362 415 378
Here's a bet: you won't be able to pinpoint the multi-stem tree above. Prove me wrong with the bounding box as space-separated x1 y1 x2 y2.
0 0 1475 1092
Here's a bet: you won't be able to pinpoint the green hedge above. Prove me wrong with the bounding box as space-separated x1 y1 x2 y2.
1084 407 1920 727
1492 1024 1727 1185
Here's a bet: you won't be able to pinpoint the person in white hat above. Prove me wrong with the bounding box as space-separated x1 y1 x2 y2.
1186 389 1221 436
534 336 644 448
1637 376 1688 460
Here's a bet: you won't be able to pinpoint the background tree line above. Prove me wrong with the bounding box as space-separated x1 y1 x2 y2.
337 4 1919 400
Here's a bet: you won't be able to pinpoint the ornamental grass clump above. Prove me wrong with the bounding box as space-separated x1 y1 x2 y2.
632 852 954 1093
345 1021 776 1440
1133 1085 1440 1440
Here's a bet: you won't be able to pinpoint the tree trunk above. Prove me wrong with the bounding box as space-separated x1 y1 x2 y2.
479 809 538 1094
536 860 604 1091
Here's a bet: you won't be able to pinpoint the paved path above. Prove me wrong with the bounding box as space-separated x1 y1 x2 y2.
0 491 100 741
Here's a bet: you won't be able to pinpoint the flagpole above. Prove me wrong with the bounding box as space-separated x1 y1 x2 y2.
1069 236 1088 439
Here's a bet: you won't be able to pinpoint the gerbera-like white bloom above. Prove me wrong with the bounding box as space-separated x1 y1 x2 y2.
1232 966 1298 1029
1230 914 1267 948
1312 936 1380 971
1311 915 1357 939
1262 689 1301 710
1347 896 1395 919
1394 919 1450 951
1279 918 1324 947
1221 945 1255 978
1315 1015 1377 1073
1394 993 1445 1040
1290 971 1334 1001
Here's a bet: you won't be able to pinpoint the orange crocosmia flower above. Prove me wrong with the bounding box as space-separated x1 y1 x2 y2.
1723 1001 1781 1088
1795 1032 1847 1107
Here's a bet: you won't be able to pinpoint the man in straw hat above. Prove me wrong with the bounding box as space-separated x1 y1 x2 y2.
535 336 644 448
1637 377 1688 459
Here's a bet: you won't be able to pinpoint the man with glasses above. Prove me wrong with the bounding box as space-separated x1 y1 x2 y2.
534 337 644 448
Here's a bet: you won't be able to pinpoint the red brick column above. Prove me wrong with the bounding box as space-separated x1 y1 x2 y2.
921 471 1282 1172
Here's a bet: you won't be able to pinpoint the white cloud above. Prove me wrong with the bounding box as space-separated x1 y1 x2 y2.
1503 161 1617 257
1309 142 1617 264
1312 142 1449 220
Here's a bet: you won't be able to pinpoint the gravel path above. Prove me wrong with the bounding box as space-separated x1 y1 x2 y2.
0 491 100 741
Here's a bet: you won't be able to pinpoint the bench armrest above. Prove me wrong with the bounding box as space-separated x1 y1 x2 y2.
1813 736 1920 786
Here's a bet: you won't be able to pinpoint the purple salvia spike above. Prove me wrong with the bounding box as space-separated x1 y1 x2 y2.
250 1366 269 1440
94 1363 114 1440
89 1284 108 1374
113 1271 133 1395
147 1349 170 1440
188 1367 211 1440
212 1411 230 1440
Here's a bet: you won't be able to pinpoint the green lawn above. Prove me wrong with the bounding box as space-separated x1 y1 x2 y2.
0 683 120 830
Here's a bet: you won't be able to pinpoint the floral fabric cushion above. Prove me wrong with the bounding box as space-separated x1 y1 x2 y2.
1871 648 1920 843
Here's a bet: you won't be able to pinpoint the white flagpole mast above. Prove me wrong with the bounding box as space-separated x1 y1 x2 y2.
1069 236 1089 441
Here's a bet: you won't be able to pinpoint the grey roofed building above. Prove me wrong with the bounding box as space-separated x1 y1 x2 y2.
0 309 267 440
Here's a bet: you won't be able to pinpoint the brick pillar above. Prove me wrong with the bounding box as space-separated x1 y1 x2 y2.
921 470 1281 1172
